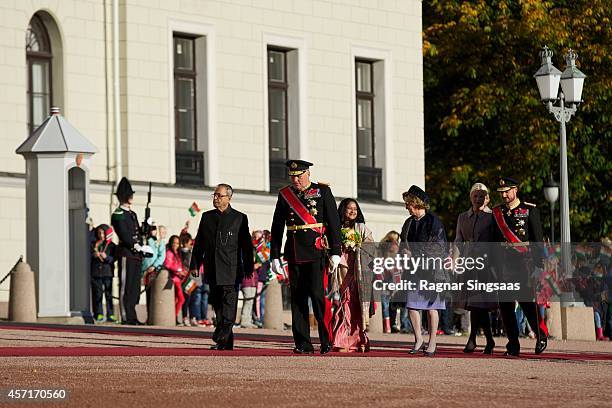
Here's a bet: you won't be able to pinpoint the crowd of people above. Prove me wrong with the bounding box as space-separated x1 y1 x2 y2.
89 163 612 357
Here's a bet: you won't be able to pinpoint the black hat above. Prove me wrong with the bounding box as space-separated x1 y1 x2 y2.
115 177 135 203
286 159 313 176
403 185 429 205
496 177 519 192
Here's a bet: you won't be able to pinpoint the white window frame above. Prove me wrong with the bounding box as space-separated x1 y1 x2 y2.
350 45 394 201
168 19 217 185
262 33 307 192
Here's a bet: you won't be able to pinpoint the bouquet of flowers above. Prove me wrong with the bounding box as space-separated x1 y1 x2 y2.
341 227 362 250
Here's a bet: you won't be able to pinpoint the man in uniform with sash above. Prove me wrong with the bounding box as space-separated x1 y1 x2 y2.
270 160 342 354
493 177 549 356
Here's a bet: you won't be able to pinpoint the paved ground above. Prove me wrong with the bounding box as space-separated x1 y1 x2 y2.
0 323 610 407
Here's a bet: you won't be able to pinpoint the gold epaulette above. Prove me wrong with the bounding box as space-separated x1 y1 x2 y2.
317 181 330 186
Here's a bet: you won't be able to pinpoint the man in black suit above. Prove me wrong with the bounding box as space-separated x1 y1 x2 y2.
270 160 342 355
190 183 254 350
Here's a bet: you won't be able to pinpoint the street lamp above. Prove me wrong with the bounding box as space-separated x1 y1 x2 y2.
534 45 586 281
543 177 559 244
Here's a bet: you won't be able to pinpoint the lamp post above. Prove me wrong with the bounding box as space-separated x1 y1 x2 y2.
534 45 586 280
543 177 559 244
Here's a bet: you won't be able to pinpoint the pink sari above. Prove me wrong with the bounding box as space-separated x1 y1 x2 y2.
331 223 373 352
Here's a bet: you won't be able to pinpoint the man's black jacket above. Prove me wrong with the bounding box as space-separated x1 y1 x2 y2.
190 205 254 286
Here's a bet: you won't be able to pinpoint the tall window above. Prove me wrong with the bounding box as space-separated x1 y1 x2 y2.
268 48 289 189
174 34 204 186
355 59 382 199
356 60 374 168
26 14 52 134
174 35 197 152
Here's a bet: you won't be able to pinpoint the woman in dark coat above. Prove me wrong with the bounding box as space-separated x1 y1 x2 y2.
453 183 497 354
401 185 448 357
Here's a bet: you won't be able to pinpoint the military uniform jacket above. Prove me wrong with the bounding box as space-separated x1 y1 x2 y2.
189 206 254 286
111 206 141 259
493 200 544 269
270 182 342 263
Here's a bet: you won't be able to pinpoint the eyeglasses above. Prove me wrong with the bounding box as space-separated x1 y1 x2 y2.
212 193 230 198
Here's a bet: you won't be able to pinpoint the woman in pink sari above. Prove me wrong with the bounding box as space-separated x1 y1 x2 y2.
331 198 374 352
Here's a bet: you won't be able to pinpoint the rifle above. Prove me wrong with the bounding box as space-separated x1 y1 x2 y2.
141 182 153 239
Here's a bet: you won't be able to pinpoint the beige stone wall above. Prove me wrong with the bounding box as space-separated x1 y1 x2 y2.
0 0 423 301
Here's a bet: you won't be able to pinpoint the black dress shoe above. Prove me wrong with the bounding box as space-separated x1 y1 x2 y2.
535 337 547 355
463 338 477 353
409 341 425 354
503 350 520 357
483 340 495 355
423 346 437 357
293 347 314 354
320 345 332 355
211 344 233 351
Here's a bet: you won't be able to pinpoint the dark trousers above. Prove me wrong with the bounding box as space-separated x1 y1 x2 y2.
500 301 544 352
288 261 331 350
91 276 113 317
210 284 238 347
118 256 142 324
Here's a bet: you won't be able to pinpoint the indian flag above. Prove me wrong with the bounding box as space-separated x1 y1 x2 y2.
545 274 561 296
188 202 201 217
600 245 611 264
182 277 197 295
575 245 590 259
255 242 270 263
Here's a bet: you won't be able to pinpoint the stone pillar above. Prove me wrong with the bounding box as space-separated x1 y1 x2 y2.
263 279 284 330
150 269 175 326
368 301 383 334
8 261 37 322
561 306 596 341
547 301 562 339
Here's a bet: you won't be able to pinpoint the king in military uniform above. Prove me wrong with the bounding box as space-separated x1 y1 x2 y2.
111 177 145 325
270 160 342 354
493 177 549 356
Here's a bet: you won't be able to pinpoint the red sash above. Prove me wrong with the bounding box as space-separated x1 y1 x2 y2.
493 207 528 253
280 186 327 250
280 187 324 233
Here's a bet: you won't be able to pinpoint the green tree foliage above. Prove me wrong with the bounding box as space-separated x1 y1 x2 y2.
423 0 611 242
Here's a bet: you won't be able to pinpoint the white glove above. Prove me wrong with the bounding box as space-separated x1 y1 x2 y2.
330 255 341 270
134 243 142 252
271 259 282 275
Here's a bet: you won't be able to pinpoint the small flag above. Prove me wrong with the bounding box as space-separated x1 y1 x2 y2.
255 242 270 263
278 258 289 282
104 226 114 244
188 202 201 217
575 245 589 259
182 277 197 295
600 245 611 264
545 274 561 296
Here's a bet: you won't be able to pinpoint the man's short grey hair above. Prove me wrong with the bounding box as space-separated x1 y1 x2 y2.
217 183 233 197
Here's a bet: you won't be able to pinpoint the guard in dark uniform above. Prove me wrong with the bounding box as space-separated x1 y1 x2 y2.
493 177 548 356
111 177 144 325
270 160 342 354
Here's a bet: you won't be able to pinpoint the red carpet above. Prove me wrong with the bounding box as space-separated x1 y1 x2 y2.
1 346 610 361
1 323 610 361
